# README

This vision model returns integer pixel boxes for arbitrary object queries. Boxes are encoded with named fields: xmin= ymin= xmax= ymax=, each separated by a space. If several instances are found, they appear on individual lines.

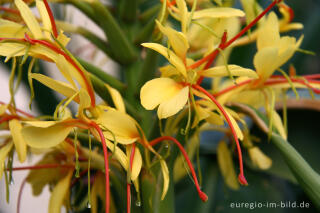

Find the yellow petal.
xmin=160 ymin=159 xmax=169 ymax=200
xmin=49 ymin=170 xmax=73 ymax=213
xmin=157 ymin=86 xmax=189 ymax=119
xmin=176 ymin=0 xmax=188 ymax=34
xmin=257 ymin=12 xmax=280 ymax=50
xmin=9 ymin=119 xmax=27 ymax=163
xmin=272 ymin=110 xmax=287 ymax=140
xmin=126 ymin=145 xmax=142 ymax=181
xmin=254 ymin=47 xmax=279 ymax=82
xmin=225 ymin=109 xmax=243 ymax=140
xmin=141 ymin=43 xmax=186 ymax=77
xmin=78 ymin=89 xmax=91 ymax=116
xmin=0 ymin=19 xmax=27 ymax=38
xmin=105 ymin=84 xmax=126 ymax=113
xmin=36 ymin=0 xmax=52 ymax=39
xmin=0 ymin=142 xmax=13 ymax=179
xmin=140 ymin=78 xmax=185 ymax=110
xmin=15 ymin=0 xmax=43 ymax=39
xmin=192 ymin=8 xmax=245 ymax=20
xmin=0 ymin=43 xmax=26 ymax=58
xmin=199 ymin=65 xmax=258 ymax=78
xmin=159 ymin=65 xmax=180 ymax=77
xmin=249 ymin=147 xmax=272 ymax=170
xmin=217 ymin=141 xmax=239 ymax=190
xmin=22 ymin=122 xmax=73 ymax=149
xmin=30 ymin=73 xmax=79 ymax=101
xmin=0 ymin=104 xmax=8 ymax=116
xmin=96 ymin=110 xmax=139 ymax=144
xmin=206 ymin=111 xmax=224 ymax=126
xmin=156 ymin=21 xmax=189 ymax=59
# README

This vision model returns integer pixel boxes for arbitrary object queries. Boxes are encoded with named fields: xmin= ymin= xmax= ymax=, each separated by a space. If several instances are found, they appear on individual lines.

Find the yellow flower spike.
xmin=192 ymin=7 xmax=245 ymax=20
xmin=105 ymin=84 xmax=126 ymax=113
xmin=141 ymin=43 xmax=187 ymax=77
xmin=217 ymin=141 xmax=240 ymax=190
xmin=15 ymin=0 xmax=43 ymax=39
xmin=96 ymin=110 xmax=140 ymax=144
xmin=140 ymin=78 xmax=189 ymax=119
xmin=248 ymin=147 xmax=272 ymax=170
xmin=126 ymin=145 xmax=142 ymax=181
xmin=21 ymin=120 xmax=74 ymax=149
xmin=49 ymin=170 xmax=73 ymax=213
xmin=8 ymin=119 xmax=27 ymax=163
xmin=156 ymin=20 xmax=189 ymax=59
xmin=30 ymin=73 xmax=79 ymax=101
xmin=0 ymin=142 xmax=13 ymax=179
xmin=199 ymin=65 xmax=258 ymax=78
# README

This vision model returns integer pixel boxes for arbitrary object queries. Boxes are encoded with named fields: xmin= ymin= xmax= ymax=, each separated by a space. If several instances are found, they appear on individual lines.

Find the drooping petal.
xmin=156 ymin=20 xmax=189 ymax=59
xmin=141 ymin=43 xmax=186 ymax=77
xmin=49 ymin=170 xmax=73 ymax=213
xmin=9 ymin=119 xmax=27 ymax=163
xmin=140 ymin=78 xmax=185 ymax=110
xmin=157 ymin=86 xmax=189 ymax=119
xmin=22 ymin=121 xmax=73 ymax=149
xmin=192 ymin=8 xmax=245 ymax=20
xmin=176 ymin=0 xmax=188 ymax=34
xmin=126 ymin=145 xmax=142 ymax=181
xmin=248 ymin=147 xmax=272 ymax=170
xmin=105 ymin=84 xmax=126 ymax=113
xmin=160 ymin=159 xmax=169 ymax=200
xmin=272 ymin=110 xmax=287 ymax=140
xmin=199 ymin=65 xmax=258 ymax=78
xmin=224 ymin=109 xmax=244 ymax=140
xmin=0 ymin=142 xmax=13 ymax=179
xmin=15 ymin=0 xmax=43 ymax=39
xmin=96 ymin=110 xmax=140 ymax=144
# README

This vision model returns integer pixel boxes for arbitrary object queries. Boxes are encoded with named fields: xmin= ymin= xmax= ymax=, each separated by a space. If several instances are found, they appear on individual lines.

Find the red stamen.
xmin=127 ymin=144 xmax=136 ymax=213
xmin=0 ymin=6 xmax=20 ymax=15
xmin=189 ymin=0 xmax=281 ymax=70
xmin=264 ymin=78 xmax=320 ymax=94
xmin=0 ymin=115 xmax=20 ymax=124
xmin=89 ymin=122 xmax=110 ymax=213
xmin=192 ymin=85 xmax=248 ymax=186
xmin=149 ymin=136 xmax=208 ymax=202
xmin=9 ymin=164 xmax=74 ymax=171
xmin=24 ymin=34 xmax=95 ymax=107
xmin=17 ymin=178 xmax=26 ymax=213
xmin=213 ymin=79 xmax=253 ymax=97
xmin=43 ymin=0 xmax=58 ymax=38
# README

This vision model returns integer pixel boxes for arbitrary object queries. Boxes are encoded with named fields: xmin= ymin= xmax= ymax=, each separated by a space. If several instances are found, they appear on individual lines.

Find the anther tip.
xmin=199 ymin=191 xmax=208 ymax=202
xmin=238 ymin=174 xmax=248 ymax=186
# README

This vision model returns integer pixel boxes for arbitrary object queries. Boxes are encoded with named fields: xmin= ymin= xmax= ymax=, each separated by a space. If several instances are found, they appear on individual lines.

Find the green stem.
xmin=138 ymin=49 xmax=159 ymax=88
xmin=119 ymin=0 xmax=138 ymax=22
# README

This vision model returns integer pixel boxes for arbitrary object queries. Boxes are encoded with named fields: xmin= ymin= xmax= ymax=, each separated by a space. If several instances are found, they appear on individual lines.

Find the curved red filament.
xmin=43 ymin=0 xmax=58 ymax=38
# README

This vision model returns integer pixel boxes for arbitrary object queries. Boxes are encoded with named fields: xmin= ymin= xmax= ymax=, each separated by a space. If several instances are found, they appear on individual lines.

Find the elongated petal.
xmin=0 ymin=19 xmax=27 ymax=38
xmin=249 ymin=147 xmax=272 ymax=170
xmin=217 ymin=141 xmax=240 ymax=190
xmin=9 ymin=119 xmax=27 ymax=163
xmin=0 ymin=43 xmax=26 ymax=58
xmin=96 ymin=110 xmax=139 ymax=144
xmin=272 ymin=110 xmax=287 ymax=140
xmin=127 ymin=145 xmax=142 ymax=181
xmin=225 ymin=109 xmax=243 ymax=140
xmin=199 ymin=65 xmax=258 ymax=78
xmin=105 ymin=84 xmax=126 ymax=113
xmin=31 ymin=73 xmax=79 ymax=101
xmin=22 ymin=122 xmax=73 ymax=149
xmin=49 ymin=171 xmax=73 ymax=213
xmin=15 ymin=0 xmax=43 ymax=39
xmin=192 ymin=8 xmax=245 ymax=20
xmin=36 ymin=0 xmax=52 ymax=39
xmin=141 ymin=43 xmax=186 ymax=77
xmin=78 ymin=89 xmax=91 ymax=116
xmin=141 ymin=78 xmax=184 ymax=110
xmin=158 ymin=86 xmax=189 ymax=119
xmin=176 ymin=0 xmax=188 ymax=34
xmin=257 ymin=12 xmax=280 ymax=50
xmin=160 ymin=159 xmax=169 ymax=200
xmin=156 ymin=21 xmax=189 ymax=59
xmin=0 ymin=142 xmax=13 ymax=179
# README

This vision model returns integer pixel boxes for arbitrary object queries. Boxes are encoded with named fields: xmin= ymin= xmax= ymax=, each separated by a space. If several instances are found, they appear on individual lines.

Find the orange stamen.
xmin=192 ymin=85 xmax=248 ymax=185
xmin=43 ymin=0 xmax=58 ymax=38
xmin=149 ymin=136 xmax=208 ymax=202
xmin=0 ymin=115 xmax=20 ymax=124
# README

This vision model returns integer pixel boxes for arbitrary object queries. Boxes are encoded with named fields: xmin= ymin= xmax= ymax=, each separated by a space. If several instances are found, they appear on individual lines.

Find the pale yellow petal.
xmin=15 ymin=0 xmax=43 ymax=39
xmin=249 ymin=147 xmax=272 ymax=170
xmin=31 ymin=73 xmax=79 ymax=101
xmin=199 ymin=65 xmax=258 ymax=78
xmin=272 ymin=110 xmax=287 ymax=140
xmin=254 ymin=47 xmax=279 ymax=82
xmin=105 ymin=84 xmax=126 ymax=113
xmin=157 ymin=86 xmax=189 ymax=119
xmin=217 ymin=141 xmax=239 ymax=190
xmin=176 ymin=0 xmax=188 ymax=34
xmin=78 ymin=89 xmax=91 ymax=115
xmin=160 ymin=159 xmax=169 ymax=200
xmin=0 ymin=19 xmax=27 ymax=38
xmin=9 ymin=119 xmax=27 ymax=163
xmin=192 ymin=8 xmax=245 ymax=20
xmin=127 ymin=145 xmax=142 ymax=181
xmin=36 ymin=0 xmax=52 ymax=39
xmin=0 ymin=43 xmax=26 ymax=58
xmin=140 ymin=78 xmax=184 ymax=110
xmin=225 ymin=109 xmax=243 ymax=140
xmin=156 ymin=20 xmax=189 ymax=58
xmin=96 ymin=110 xmax=139 ymax=144
xmin=0 ymin=142 xmax=13 ymax=179
xmin=22 ymin=122 xmax=73 ymax=149
xmin=257 ymin=12 xmax=280 ymax=50
xmin=160 ymin=65 xmax=181 ymax=77
xmin=49 ymin=171 xmax=73 ymax=213
xmin=141 ymin=43 xmax=186 ymax=77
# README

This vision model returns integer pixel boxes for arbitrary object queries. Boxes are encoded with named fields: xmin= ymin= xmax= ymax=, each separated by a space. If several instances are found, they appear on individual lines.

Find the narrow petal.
xmin=157 ymin=86 xmax=189 ymax=119
xmin=199 ymin=65 xmax=258 ymax=78
xmin=49 ymin=171 xmax=73 ymax=213
xmin=105 ymin=84 xmax=126 ymax=113
xmin=9 ymin=119 xmax=27 ymax=163
xmin=272 ymin=110 xmax=287 ymax=140
xmin=160 ymin=159 xmax=169 ymax=200
xmin=0 ymin=142 xmax=13 ymax=179
xmin=127 ymin=145 xmax=142 ymax=181
xmin=249 ymin=147 xmax=272 ymax=170
xmin=192 ymin=8 xmax=245 ymax=20
xmin=141 ymin=43 xmax=186 ymax=77
xmin=36 ymin=0 xmax=52 ymax=39
xmin=15 ymin=0 xmax=43 ymax=39
xmin=176 ymin=0 xmax=188 ymax=34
